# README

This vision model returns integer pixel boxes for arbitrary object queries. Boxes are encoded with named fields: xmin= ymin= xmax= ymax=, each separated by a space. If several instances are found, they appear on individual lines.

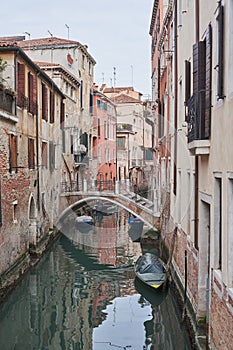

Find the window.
xmin=228 ymin=177 xmax=233 ymax=286
xmin=50 ymin=91 xmax=55 ymax=123
xmin=17 ymin=62 xmax=25 ymax=108
xmin=49 ymin=141 xmax=55 ymax=172
xmin=80 ymin=81 xmax=83 ymax=109
xmin=184 ymin=60 xmax=191 ymax=108
xmin=216 ymin=5 xmax=224 ymax=99
xmin=117 ymin=137 xmax=125 ymax=148
xmin=214 ymin=176 xmax=222 ymax=270
xmin=42 ymin=142 xmax=48 ymax=169
xmin=98 ymin=118 xmax=101 ymax=137
xmin=88 ymin=61 xmax=91 ymax=75
xmin=104 ymin=121 xmax=107 ymax=139
xmin=82 ymin=54 xmax=85 ymax=69
xmin=13 ymin=200 xmax=18 ymax=223
xmin=42 ymin=83 xmax=48 ymax=121
xmin=0 ymin=175 xmax=2 ymax=227
xmin=9 ymin=134 xmax=17 ymax=173
xmin=62 ymin=130 xmax=66 ymax=153
xmin=70 ymin=135 xmax=74 ymax=154
xmin=28 ymin=138 xmax=35 ymax=169
xmin=60 ymin=100 xmax=65 ymax=128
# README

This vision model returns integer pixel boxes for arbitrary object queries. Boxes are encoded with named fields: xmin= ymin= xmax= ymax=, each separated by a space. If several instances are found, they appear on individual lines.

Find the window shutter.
xmin=33 ymin=74 xmax=37 ymax=114
xmin=205 ymin=24 xmax=212 ymax=138
xmin=0 ymin=175 xmax=2 ymax=227
xmin=28 ymin=72 xmax=34 ymax=113
xmin=42 ymin=83 xmax=48 ymax=121
xmin=17 ymin=63 xmax=25 ymax=107
xmin=217 ymin=5 xmax=224 ymax=99
xmin=28 ymin=138 xmax=35 ymax=169
xmin=50 ymin=91 xmax=55 ymax=123
xmin=184 ymin=60 xmax=191 ymax=106
xmin=60 ymin=100 xmax=65 ymax=127
xmin=80 ymin=81 xmax=83 ymax=109
xmin=9 ymin=134 xmax=17 ymax=172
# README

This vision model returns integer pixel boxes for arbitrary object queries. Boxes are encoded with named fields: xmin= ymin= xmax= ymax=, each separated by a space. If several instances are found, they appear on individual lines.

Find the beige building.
xmin=150 ymin=0 xmax=233 ymax=348
xmin=102 ymin=86 xmax=155 ymax=198
xmin=18 ymin=36 xmax=96 ymax=186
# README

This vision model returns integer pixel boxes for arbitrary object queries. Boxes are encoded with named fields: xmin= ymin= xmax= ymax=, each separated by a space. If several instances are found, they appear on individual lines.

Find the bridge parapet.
xmin=59 ymin=189 xmax=160 ymax=230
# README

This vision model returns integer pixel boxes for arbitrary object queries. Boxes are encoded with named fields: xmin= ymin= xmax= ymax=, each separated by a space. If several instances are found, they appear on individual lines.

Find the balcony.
xmin=117 ymin=123 xmax=134 ymax=133
xmin=130 ymin=159 xmax=145 ymax=168
xmin=0 ymin=85 xmax=16 ymax=115
xmin=187 ymin=91 xmax=210 ymax=155
xmin=74 ymin=154 xmax=89 ymax=167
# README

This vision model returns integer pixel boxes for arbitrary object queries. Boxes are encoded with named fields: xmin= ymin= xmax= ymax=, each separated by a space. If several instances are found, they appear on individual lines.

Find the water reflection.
xmin=0 ymin=206 xmax=192 ymax=350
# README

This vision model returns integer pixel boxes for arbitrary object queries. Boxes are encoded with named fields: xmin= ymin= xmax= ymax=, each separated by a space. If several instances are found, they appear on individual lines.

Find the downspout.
xmin=173 ymin=0 xmax=178 ymax=196
xmin=36 ymin=73 xmax=40 ymax=211
xmin=14 ymin=52 xmax=17 ymax=115
xmin=194 ymin=0 xmax=199 ymax=249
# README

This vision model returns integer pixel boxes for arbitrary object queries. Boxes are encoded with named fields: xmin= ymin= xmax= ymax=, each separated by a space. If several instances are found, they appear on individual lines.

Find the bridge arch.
xmin=57 ymin=196 xmax=154 ymax=228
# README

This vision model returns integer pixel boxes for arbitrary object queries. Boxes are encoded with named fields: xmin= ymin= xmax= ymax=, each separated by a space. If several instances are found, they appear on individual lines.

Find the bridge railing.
xmin=60 ymin=180 xmax=115 ymax=193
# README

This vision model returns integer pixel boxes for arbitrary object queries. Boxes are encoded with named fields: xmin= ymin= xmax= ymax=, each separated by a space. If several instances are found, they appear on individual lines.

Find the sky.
xmin=0 ymin=0 xmax=153 ymax=97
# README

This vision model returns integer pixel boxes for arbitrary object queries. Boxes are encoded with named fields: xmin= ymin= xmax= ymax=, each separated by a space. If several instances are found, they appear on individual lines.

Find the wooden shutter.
xmin=0 ymin=175 xmax=2 ymax=227
xmin=17 ymin=63 xmax=25 ymax=107
xmin=50 ymin=91 xmax=55 ymax=123
xmin=28 ymin=138 xmax=35 ymax=169
xmin=32 ymin=74 xmax=37 ymax=114
xmin=205 ymin=24 xmax=212 ymax=138
xmin=184 ymin=60 xmax=191 ymax=106
xmin=49 ymin=141 xmax=55 ymax=171
xmin=60 ymin=100 xmax=65 ymax=128
xmin=42 ymin=83 xmax=48 ymax=121
xmin=28 ymin=72 xmax=34 ymax=113
xmin=9 ymin=134 xmax=17 ymax=172
xmin=42 ymin=142 xmax=47 ymax=168
xmin=80 ymin=80 xmax=83 ymax=109
xmin=217 ymin=5 xmax=224 ymax=99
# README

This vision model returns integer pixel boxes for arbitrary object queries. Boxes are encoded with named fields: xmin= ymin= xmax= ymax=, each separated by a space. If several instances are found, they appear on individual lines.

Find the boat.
xmin=128 ymin=217 xmax=144 ymax=242
xmin=135 ymin=252 xmax=167 ymax=289
xmin=94 ymin=200 xmax=118 ymax=215
xmin=75 ymin=215 xmax=94 ymax=232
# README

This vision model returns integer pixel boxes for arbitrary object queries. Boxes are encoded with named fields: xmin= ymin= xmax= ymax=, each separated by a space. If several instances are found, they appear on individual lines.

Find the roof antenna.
xmin=65 ymin=24 xmax=70 ymax=40
xmin=48 ymin=30 xmax=53 ymax=37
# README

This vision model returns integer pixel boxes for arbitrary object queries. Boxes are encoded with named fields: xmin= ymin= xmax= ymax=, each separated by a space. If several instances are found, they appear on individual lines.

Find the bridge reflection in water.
xmin=0 ymin=206 xmax=192 ymax=350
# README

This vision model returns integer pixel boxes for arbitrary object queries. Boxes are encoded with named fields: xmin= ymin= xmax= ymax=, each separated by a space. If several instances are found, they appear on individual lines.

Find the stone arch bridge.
xmin=58 ymin=190 xmax=160 ymax=230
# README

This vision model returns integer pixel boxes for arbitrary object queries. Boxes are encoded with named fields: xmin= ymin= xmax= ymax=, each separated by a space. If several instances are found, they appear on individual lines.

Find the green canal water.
xmin=0 ymin=205 xmax=192 ymax=350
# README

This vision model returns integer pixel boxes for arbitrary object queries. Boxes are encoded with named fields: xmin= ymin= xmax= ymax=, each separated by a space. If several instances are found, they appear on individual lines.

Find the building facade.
xmin=150 ymin=0 xmax=233 ymax=348
xmin=0 ymin=43 xmax=65 ymax=293
xmin=92 ymin=85 xmax=117 ymax=190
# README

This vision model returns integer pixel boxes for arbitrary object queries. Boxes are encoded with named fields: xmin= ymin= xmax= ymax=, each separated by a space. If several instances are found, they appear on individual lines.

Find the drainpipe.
xmin=36 ymin=73 xmax=40 ymax=211
xmin=194 ymin=0 xmax=199 ymax=249
xmin=173 ymin=0 xmax=178 ymax=196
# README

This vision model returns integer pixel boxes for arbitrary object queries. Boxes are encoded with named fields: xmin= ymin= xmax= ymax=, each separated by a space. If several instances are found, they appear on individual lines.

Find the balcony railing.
xmin=187 ymin=90 xmax=208 ymax=143
xmin=0 ymin=86 xmax=15 ymax=114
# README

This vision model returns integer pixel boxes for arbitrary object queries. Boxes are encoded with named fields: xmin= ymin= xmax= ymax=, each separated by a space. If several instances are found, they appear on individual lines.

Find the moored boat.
xmin=135 ymin=252 xmax=166 ymax=289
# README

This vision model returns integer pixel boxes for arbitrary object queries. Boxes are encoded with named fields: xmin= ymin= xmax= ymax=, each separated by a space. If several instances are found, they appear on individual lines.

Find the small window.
xmin=42 ymin=142 xmax=48 ymax=169
xmin=9 ymin=134 xmax=18 ymax=173
xmin=28 ymin=138 xmax=35 ymax=169
xmin=13 ymin=200 xmax=18 ymax=223
xmin=117 ymin=137 xmax=125 ymax=148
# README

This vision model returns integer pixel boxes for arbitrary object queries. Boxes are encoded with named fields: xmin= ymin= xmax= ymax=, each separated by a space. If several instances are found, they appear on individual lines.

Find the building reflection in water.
xmin=0 ymin=205 xmax=191 ymax=350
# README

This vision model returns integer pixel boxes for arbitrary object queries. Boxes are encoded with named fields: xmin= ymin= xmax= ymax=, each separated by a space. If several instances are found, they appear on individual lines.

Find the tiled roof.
xmin=0 ymin=41 xmax=18 ymax=47
xmin=35 ymin=61 xmax=60 ymax=67
xmin=18 ymin=37 xmax=81 ymax=48
xmin=113 ymin=93 xmax=141 ymax=104
xmin=103 ymin=86 xmax=134 ymax=93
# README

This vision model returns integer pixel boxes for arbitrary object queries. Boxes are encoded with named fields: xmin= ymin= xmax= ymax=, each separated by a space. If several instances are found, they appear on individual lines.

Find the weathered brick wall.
xmin=210 ymin=284 xmax=233 ymax=349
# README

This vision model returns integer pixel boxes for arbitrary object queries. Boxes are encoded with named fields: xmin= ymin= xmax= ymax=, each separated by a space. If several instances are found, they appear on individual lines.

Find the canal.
xmin=0 ymin=201 xmax=192 ymax=350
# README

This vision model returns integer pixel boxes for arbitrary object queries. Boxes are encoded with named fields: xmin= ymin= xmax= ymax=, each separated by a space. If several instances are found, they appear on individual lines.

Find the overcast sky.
xmin=0 ymin=0 xmax=153 ymax=97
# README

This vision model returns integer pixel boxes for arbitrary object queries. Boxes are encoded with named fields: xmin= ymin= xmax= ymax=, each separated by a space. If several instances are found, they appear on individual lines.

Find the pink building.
xmin=92 ymin=85 xmax=116 ymax=190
